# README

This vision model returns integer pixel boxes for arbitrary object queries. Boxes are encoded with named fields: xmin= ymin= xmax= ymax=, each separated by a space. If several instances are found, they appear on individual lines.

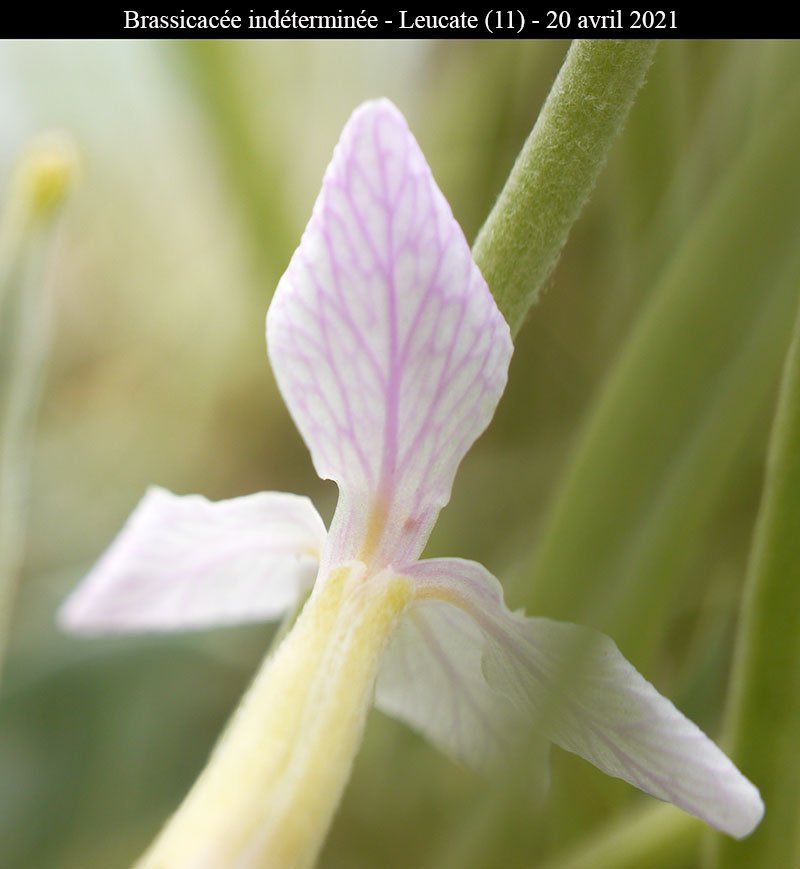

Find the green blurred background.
xmin=1 ymin=39 xmax=799 ymax=868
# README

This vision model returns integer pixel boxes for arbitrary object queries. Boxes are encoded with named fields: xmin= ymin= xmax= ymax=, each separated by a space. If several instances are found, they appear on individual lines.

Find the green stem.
xmin=707 ymin=293 xmax=800 ymax=868
xmin=473 ymin=39 xmax=659 ymax=336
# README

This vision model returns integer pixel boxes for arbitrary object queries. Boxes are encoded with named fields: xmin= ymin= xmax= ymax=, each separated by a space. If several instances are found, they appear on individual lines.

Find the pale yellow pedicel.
xmin=137 ymin=564 xmax=412 ymax=869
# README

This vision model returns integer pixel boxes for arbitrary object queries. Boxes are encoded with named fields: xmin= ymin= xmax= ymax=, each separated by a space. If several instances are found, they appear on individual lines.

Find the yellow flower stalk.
xmin=137 ymin=565 xmax=411 ymax=868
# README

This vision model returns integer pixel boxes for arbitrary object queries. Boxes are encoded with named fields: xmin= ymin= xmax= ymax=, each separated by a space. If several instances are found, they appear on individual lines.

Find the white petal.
xmin=397 ymin=558 xmax=764 ymax=838
xmin=376 ymin=591 xmax=550 ymax=777
xmin=59 ymin=487 xmax=325 ymax=634
xmin=266 ymin=100 xmax=512 ymax=571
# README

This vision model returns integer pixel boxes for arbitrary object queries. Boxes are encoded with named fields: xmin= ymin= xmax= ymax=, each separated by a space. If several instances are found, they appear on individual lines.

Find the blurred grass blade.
xmin=708 ymin=292 xmax=800 ymax=868
xmin=0 ymin=135 xmax=76 ymax=682
xmin=523 ymin=88 xmax=800 ymax=664
xmin=423 ymin=41 xmax=566 ymax=242
xmin=172 ymin=41 xmax=295 ymax=287
xmin=631 ymin=42 xmax=763 ymax=290
xmin=474 ymin=39 xmax=659 ymax=335
xmin=540 ymin=804 xmax=701 ymax=869
xmin=753 ymin=40 xmax=800 ymax=121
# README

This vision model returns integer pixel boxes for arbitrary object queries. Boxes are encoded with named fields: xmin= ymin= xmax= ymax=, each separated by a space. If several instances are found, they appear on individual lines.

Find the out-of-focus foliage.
xmin=0 ymin=39 xmax=798 ymax=868
xmin=709 ymin=246 xmax=800 ymax=869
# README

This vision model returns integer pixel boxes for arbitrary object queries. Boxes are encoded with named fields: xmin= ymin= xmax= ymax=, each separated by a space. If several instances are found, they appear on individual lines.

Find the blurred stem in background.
xmin=539 ymin=804 xmax=701 ymax=869
xmin=473 ymin=38 xmax=658 ymax=335
xmin=173 ymin=40 xmax=296 ymax=287
xmin=0 ymin=136 xmax=76 ymax=682
xmin=707 ymin=292 xmax=800 ymax=868
xmin=628 ymin=41 xmax=759 ymax=293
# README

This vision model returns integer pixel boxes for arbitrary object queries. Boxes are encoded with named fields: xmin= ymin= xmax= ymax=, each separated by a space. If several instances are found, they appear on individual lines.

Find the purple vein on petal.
xmin=267 ymin=99 xmax=513 ymax=569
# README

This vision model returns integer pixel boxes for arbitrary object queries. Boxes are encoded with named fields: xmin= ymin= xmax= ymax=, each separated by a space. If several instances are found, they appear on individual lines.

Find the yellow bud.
xmin=15 ymin=132 xmax=79 ymax=219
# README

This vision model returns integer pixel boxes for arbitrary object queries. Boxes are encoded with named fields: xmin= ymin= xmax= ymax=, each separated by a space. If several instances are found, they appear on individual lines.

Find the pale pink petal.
xmin=376 ymin=591 xmax=551 ymax=779
xmin=390 ymin=558 xmax=763 ymax=839
xmin=266 ymin=100 xmax=512 ymax=571
xmin=59 ymin=487 xmax=325 ymax=634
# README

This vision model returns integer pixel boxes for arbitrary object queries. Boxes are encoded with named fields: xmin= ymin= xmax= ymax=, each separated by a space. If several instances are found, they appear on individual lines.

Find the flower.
xmin=60 ymin=99 xmax=763 ymax=859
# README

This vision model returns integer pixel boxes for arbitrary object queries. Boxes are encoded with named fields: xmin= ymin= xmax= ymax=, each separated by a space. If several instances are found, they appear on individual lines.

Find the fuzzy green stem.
xmin=707 ymin=291 xmax=800 ymax=868
xmin=473 ymin=39 xmax=658 ymax=335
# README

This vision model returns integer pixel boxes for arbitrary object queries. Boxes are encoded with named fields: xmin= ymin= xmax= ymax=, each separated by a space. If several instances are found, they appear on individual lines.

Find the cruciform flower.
xmin=60 ymin=99 xmax=763 ymax=853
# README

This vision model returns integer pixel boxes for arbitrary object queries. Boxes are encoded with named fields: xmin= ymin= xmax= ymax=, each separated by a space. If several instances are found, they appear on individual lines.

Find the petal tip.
xmin=56 ymin=489 xmax=326 ymax=636
xmin=56 ymin=597 xmax=80 ymax=633
xmin=724 ymin=781 xmax=765 ymax=840
xmin=56 ymin=589 xmax=100 ymax=636
xmin=347 ymin=97 xmax=407 ymax=128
